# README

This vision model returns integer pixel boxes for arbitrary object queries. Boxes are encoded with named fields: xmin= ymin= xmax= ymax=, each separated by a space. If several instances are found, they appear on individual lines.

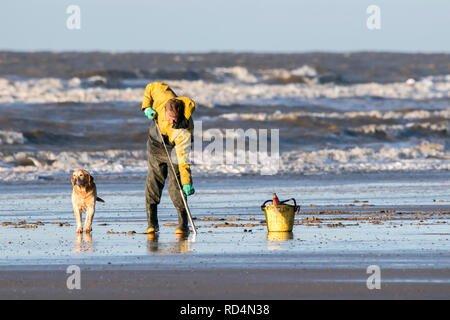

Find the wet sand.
xmin=0 ymin=175 xmax=449 ymax=299
xmin=1 ymin=210 xmax=449 ymax=299
xmin=1 ymin=266 xmax=449 ymax=299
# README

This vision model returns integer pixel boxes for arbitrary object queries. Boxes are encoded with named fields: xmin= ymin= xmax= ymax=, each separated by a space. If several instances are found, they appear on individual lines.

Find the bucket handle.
xmin=280 ymin=198 xmax=300 ymax=213
xmin=261 ymin=199 xmax=273 ymax=210
xmin=261 ymin=198 xmax=300 ymax=212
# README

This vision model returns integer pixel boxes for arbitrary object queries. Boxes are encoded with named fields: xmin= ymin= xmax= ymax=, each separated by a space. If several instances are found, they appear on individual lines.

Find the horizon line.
xmin=1 ymin=49 xmax=449 ymax=55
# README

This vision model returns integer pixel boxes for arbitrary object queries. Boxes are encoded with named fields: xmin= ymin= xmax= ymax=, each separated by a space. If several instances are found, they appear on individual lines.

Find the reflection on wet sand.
xmin=267 ymin=232 xmax=293 ymax=251
xmin=73 ymin=233 xmax=94 ymax=253
xmin=147 ymin=233 xmax=191 ymax=254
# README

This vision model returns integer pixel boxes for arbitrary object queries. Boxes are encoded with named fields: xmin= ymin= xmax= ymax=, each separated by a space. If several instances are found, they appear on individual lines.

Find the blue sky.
xmin=0 ymin=0 xmax=448 ymax=52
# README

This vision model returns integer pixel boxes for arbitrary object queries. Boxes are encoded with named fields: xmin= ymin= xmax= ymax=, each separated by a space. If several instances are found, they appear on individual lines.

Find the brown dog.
xmin=71 ymin=169 xmax=104 ymax=233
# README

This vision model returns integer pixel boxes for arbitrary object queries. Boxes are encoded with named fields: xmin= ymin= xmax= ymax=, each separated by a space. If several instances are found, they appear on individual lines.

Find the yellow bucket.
xmin=267 ymin=231 xmax=294 ymax=241
xmin=261 ymin=198 xmax=300 ymax=232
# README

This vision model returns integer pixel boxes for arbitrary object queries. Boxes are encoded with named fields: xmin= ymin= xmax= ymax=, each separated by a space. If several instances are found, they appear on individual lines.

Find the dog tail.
xmin=96 ymin=197 xmax=105 ymax=203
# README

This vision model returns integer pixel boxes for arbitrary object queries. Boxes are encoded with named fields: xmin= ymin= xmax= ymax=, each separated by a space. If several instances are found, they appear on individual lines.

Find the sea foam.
xmin=0 ymin=142 xmax=448 ymax=182
xmin=0 ymin=130 xmax=26 ymax=145
xmin=0 ymin=74 xmax=449 ymax=107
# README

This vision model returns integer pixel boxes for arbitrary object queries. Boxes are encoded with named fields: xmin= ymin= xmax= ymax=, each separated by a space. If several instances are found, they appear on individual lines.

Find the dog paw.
xmin=76 ymin=227 xmax=83 ymax=233
xmin=84 ymin=227 xmax=92 ymax=233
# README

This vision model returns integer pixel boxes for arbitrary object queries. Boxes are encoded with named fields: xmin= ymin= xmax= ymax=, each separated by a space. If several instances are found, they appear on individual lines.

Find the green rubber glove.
xmin=144 ymin=108 xmax=157 ymax=120
xmin=182 ymin=184 xmax=195 ymax=196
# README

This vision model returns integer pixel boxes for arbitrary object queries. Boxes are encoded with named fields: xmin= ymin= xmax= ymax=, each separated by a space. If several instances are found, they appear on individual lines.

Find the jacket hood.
xmin=176 ymin=97 xmax=195 ymax=120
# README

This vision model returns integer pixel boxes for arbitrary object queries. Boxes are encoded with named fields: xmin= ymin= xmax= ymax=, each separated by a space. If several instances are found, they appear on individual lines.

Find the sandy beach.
xmin=0 ymin=174 xmax=449 ymax=299
xmin=2 ymin=266 xmax=449 ymax=300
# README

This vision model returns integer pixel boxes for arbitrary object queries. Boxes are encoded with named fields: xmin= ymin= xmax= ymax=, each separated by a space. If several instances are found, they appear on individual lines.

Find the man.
xmin=141 ymin=82 xmax=195 ymax=235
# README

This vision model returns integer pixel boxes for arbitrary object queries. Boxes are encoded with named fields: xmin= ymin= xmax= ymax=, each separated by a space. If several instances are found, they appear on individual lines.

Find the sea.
xmin=0 ymin=51 xmax=449 ymax=182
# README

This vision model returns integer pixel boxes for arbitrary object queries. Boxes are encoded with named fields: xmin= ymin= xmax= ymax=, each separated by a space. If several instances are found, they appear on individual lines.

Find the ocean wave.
xmin=0 ymin=149 xmax=148 ymax=182
xmin=211 ymin=66 xmax=259 ymax=83
xmin=0 ymin=130 xmax=26 ymax=145
xmin=179 ymin=75 xmax=450 ymax=107
xmin=1 ymin=74 xmax=449 ymax=106
xmin=349 ymin=122 xmax=449 ymax=136
xmin=69 ymin=65 xmax=323 ymax=85
xmin=55 ymin=65 xmax=322 ymax=86
xmin=2 ymin=52 xmax=449 ymax=85
xmin=209 ymin=65 xmax=322 ymax=84
xmin=278 ymin=142 xmax=450 ymax=174
xmin=0 ymin=77 xmax=139 ymax=104
xmin=219 ymin=109 xmax=450 ymax=121
xmin=0 ymin=142 xmax=448 ymax=182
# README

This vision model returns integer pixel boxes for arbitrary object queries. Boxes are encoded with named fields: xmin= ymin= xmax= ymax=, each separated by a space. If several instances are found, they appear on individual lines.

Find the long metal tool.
xmin=154 ymin=120 xmax=197 ymax=235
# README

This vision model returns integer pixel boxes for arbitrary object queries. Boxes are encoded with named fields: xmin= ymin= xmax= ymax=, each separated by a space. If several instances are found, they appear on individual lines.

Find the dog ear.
xmin=71 ymin=174 xmax=75 ymax=186
xmin=88 ymin=173 xmax=94 ymax=186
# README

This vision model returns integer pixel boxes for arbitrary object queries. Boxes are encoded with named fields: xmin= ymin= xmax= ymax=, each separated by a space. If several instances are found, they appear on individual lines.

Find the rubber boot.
xmin=174 ymin=208 xmax=189 ymax=234
xmin=146 ymin=203 xmax=159 ymax=233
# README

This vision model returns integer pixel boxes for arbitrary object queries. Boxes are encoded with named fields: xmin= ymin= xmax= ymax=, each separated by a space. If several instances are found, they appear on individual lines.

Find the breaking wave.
xmin=1 ymin=142 xmax=448 ymax=182
xmin=209 ymin=65 xmax=321 ymax=84
xmin=0 ymin=130 xmax=26 ymax=145
xmin=1 ymin=57 xmax=449 ymax=183
xmin=219 ymin=109 xmax=450 ymax=122
xmin=348 ymin=122 xmax=449 ymax=137
xmin=0 ymin=74 xmax=449 ymax=106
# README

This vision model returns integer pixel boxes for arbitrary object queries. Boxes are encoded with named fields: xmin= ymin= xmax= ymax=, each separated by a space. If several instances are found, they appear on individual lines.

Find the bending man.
xmin=141 ymin=82 xmax=195 ymax=235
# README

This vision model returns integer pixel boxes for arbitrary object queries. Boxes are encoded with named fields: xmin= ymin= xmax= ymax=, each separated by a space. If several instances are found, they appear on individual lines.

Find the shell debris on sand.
xmin=1 ymin=220 xmax=52 ymax=228
xmin=326 ymin=222 xmax=345 ymax=228
xmin=301 ymin=216 xmax=322 ymax=224
xmin=105 ymin=230 xmax=137 ymax=235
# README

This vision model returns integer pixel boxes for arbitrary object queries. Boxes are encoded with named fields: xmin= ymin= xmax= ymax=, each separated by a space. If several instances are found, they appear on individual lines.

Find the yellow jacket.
xmin=141 ymin=82 xmax=195 ymax=186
